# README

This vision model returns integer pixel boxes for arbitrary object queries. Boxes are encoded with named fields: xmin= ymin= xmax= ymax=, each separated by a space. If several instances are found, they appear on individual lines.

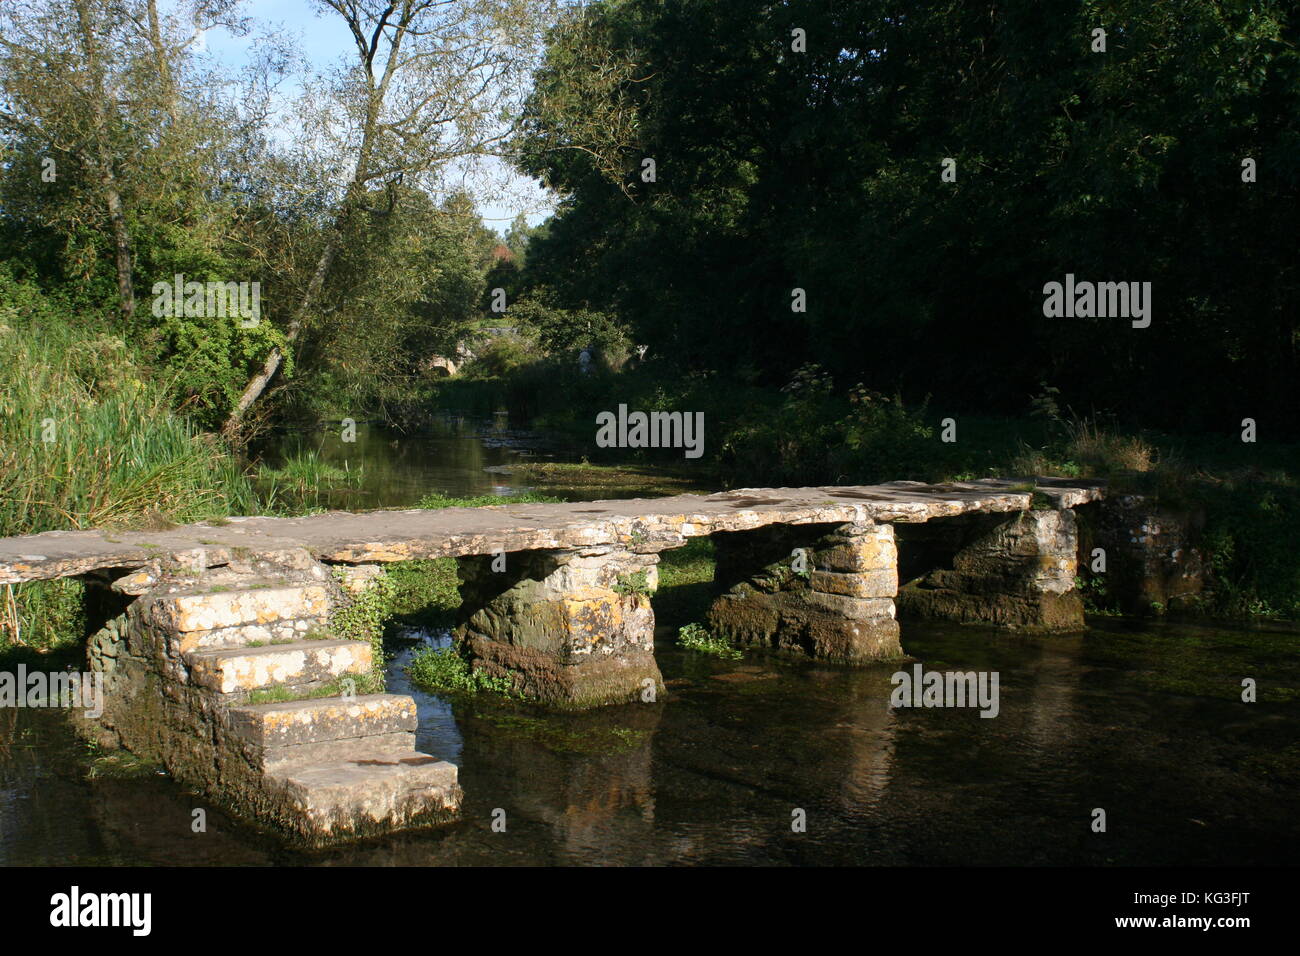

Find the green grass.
xmin=85 ymin=745 xmax=160 ymax=780
xmin=243 ymin=676 xmax=382 ymax=705
xmin=0 ymin=323 xmax=260 ymax=540
xmin=327 ymin=571 xmax=398 ymax=689
xmin=415 ymin=491 xmax=563 ymax=509
xmin=407 ymin=643 xmax=518 ymax=697
xmin=256 ymin=451 xmax=364 ymax=513
xmin=0 ymin=318 xmax=263 ymax=649
xmin=383 ymin=559 xmax=461 ymax=624
xmin=654 ymin=537 xmax=717 ymax=625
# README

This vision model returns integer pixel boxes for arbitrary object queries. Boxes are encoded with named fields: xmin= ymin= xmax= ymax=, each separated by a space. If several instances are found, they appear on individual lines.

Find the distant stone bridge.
xmin=0 ymin=477 xmax=1103 ymax=844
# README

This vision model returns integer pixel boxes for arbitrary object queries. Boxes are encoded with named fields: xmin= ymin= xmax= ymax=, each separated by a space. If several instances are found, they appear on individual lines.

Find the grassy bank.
xmin=0 ymin=292 xmax=263 ymax=650
xmin=0 ymin=274 xmax=414 ymax=653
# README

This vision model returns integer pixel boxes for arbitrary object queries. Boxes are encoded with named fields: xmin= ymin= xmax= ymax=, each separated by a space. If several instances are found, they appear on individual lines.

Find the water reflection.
xmin=252 ymin=418 xmax=546 ymax=508
xmin=2 ymin=618 xmax=1298 ymax=865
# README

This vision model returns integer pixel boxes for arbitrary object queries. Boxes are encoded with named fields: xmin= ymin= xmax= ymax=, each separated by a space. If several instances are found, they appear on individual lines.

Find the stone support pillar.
xmin=706 ymin=521 xmax=901 ymax=662
xmin=456 ymin=545 xmax=663 ymax=708
xmin=896 ymin=509 xmax=1084 ymax=630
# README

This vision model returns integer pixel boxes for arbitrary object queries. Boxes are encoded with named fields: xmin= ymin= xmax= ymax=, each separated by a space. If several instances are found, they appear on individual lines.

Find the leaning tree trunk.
xmin=220 ymin=237 xmax=339 ymax=439
xmin=221 ymin=2 xmax=416 ymax=437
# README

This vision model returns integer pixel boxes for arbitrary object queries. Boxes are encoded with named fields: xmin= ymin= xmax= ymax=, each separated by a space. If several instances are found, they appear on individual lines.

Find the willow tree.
xmin=222 ymin=0 xmax=554 ymax=435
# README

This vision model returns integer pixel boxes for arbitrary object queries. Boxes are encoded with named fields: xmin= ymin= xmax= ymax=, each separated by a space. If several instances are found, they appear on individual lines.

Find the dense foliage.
xmin=514 ymin=0 xmax=1300 ymax=436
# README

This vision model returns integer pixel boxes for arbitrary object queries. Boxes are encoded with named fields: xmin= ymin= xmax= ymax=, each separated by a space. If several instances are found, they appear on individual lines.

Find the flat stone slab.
xmin=260 ymin=732 xmax=418 ymax=774
xmin=270 ymin=751 xmax=461 ymax=840
xmin=227 ymin=693 xmax=417 ymax=748
xmin=155 ymin=581 xmax=332 ymax=633
xmin=185 ymin=638 xmax=372 ymax=695
xmin=0 ymin=478 xmax=1104 ymax=584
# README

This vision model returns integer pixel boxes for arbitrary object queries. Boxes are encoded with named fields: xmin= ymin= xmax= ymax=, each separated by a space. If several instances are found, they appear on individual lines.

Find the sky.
xmin=202 ymin=0 xmax=556 ymax=234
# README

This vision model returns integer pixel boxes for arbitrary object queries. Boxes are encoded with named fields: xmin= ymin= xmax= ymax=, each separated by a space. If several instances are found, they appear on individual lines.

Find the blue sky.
xmin=202 ymin=0 xmax=553 ymax=233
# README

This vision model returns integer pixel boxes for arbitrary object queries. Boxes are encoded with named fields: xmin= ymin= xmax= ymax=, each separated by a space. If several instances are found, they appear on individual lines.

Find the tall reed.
xmin=0 ymin=320 xmax=259 ymax=648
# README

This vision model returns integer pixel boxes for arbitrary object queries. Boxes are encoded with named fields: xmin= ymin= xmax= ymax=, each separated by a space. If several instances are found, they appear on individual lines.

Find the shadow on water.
xmin=4 ymin=617 xmax=1298 ymax=866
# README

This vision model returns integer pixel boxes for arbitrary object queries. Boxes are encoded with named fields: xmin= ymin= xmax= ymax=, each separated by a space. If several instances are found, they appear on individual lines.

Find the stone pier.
xmin=456 ymin=546 xmax=663 ymax=707
xmin=896 ymin=509 xmax=1084 ymax=630
xmin=707 ymin=522 xmax=902 ymax=662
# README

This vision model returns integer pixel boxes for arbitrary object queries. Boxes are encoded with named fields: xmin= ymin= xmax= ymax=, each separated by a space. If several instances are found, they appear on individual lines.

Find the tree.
xmin=0 ymin=0 xmax=141 ymax=320
xmin=513 ymin=0 xmax=1300 ymax=434
xmin=0 ymin=0 xmax=296 ymax=428
xmin=222 ymin=0 xmax=553 ymax=435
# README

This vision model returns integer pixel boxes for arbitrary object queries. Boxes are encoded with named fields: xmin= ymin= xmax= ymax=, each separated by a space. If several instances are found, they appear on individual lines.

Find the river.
xmin=2 ymin=423 xmax=1297 ymax=865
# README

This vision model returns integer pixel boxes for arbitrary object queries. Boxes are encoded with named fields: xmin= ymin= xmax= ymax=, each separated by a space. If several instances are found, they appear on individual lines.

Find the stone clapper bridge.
xmin=0 ymin=477 xmax=1102 ymax=845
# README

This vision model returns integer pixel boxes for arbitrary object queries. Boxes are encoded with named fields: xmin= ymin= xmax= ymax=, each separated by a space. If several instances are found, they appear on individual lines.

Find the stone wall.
xmin=1084 ymin=496 xmax=1206 ymax=613
xmin=82 ymin=548 xmax=461 ymax=845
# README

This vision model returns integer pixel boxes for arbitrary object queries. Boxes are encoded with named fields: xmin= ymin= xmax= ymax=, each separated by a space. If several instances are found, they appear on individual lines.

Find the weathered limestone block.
xmin=110 ymin=550 xmax=340 ymax=665
xmin=152 ymin=581 xmax=332 ymax=634
xmin=226 ymin=694 xmax=417 ymax=751
xmin=456 ymin=546 xmax=663 ymax=707
xmin=185 ymin=639 xmax=372 ymax=696
xmin=267 ymin=753 xmax=460 ymax=842
xmin=897 ymin=509 xmax=1084 ymax=630
xmin=707 ymin=522 xmax=902 ymax=663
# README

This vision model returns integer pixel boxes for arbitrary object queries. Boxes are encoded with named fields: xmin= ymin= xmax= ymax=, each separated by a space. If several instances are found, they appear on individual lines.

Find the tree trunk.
xmin=101 ymin=177 xmax=136 ymax=321
xmin=221 ymin=13 xmax=397 ymax=437
xmin=74 ymin=0 xmax=135 ymax=322
xmin=146 ymin=0 xmax=180 ymax=125
xmin=221 ymin=237 xmax=340 ymax=438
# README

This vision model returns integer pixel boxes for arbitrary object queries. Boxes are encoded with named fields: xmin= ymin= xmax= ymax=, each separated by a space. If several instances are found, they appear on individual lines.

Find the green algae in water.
xmin=1084 ymin=623 xmax=1300 ymax=702
xmin=473 ymin=710 xmax=649 ymax=756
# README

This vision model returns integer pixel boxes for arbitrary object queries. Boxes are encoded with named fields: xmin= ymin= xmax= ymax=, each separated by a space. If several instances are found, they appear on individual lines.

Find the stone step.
xmin=262 ymin=732 xmax=418 ymax=773
xmin=171 ymin=620 xmax=333 ymax=655
xmin=268 ymin=750 xmax=460 ymax=842
xmin=154 ymin=578 xmax=332 ymax=632
xmin=184 ymin=639 xmax=371 ymax=695
xmin=148 ymin=578 xmax=334 ymax=653
xmin=226 ymin=693 xmax=417 ymax=748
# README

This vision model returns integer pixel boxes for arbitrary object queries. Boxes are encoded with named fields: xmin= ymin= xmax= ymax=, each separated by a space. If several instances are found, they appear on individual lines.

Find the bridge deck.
xmin=0 ymin=478 xmax=1103 ymax=584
